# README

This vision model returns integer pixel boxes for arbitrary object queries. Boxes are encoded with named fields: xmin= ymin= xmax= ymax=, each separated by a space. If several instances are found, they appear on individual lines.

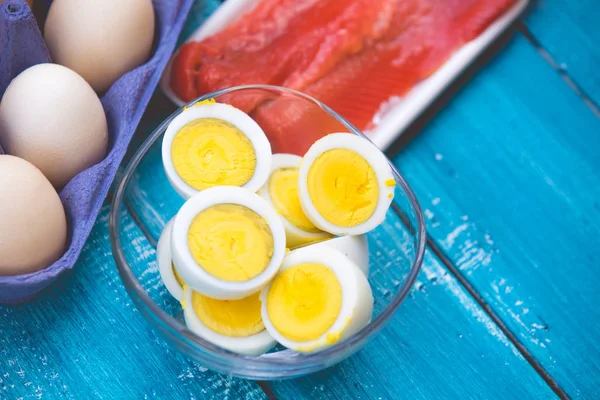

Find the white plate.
xmin=160 ymin=0 xmax=529 ymax=149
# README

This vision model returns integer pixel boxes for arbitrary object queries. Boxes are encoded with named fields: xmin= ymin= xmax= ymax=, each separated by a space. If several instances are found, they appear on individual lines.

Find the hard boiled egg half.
xmin=162 ymin=100 xmax=272 ymax=199
xmin=260 ymin=246 xmax=373 ymax=353
xmin=298 ymin=133 xmax=396 ymax=235
xmin=171 ymin=186 xmax=286 ymax=300
xmin=156 ymin=219 xmax=185 ymax=301
xmin=258 ymin=153 xmax=332 ymax=248
xmin=183 ymin=286 xmax=276 ymax=356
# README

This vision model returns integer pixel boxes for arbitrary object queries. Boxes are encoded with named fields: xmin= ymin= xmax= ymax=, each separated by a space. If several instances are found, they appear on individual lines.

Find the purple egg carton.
xmin=0 ymin=0 xmax=194 ymax=303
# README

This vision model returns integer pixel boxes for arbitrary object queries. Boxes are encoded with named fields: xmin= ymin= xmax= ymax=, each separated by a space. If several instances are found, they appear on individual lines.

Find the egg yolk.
xmin=171 ymin=118 xmax=256 ymax=190
xmin=307 ymin=149 xmax=378 ymax=227
xmin=187 ymin=204 xmax=274 ymax=282
xmin=268 ymin=167 xmax=321 ymax=233
xmin=172 ymin=262 xmax=184 ymax=287
xmin=267 ymin=263 xmax=342 ymax=342
xmin=192 ymin=291 xmax=265 ymax=337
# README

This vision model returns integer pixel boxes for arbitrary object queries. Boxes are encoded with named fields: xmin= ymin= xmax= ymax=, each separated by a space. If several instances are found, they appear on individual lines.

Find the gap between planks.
xmin=518 ymin=21 xmax=600 ymax=119
xmin=380 ymin=17 xmax=572 ymax=397
xmin=422 ymin=226 xmax=568 ymax=399
xmin=388 ymin=203 xmax=568 ymax=400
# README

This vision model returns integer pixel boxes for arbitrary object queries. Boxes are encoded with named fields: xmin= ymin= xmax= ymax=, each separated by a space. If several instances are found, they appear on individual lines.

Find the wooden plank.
xmin=390 ymin=33 xmax=600 ymax=398
xmin=125 ymin=146 xmax=554 ymax=398
xmin=0 ymin=205 xmax=265 ymax=400
xmin=524 ymin=0 xmax=600 ymax=107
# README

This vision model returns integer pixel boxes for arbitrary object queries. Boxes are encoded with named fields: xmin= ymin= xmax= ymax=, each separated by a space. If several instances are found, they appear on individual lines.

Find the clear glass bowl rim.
xmin=109 ymin=84 xmax=426 ymax=375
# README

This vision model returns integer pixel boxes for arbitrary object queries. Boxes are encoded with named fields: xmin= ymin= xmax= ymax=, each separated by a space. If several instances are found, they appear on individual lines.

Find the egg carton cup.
xmin=0 ymin=0 xmax=194 ymax=303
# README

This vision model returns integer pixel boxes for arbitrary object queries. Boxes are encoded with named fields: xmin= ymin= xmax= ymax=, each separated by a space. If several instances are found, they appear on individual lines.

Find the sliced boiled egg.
xmin=171 ymin=186 xmax=286 ymax=300
xmin=293 ymin=235 xmax=370 ymax=276
xmin=183 ymin=286 xmax=276 ymax=356
xmin=298 ymin=133 xmax=396 ymax=235
xmin=258 ymin=153 xmax=332 ymax=248
xmin=162 ymin=100 xmax=272 ymax=199
xmin=260 ymin=246 xmax=373 ymax=353
xmin=156 ymin=218 xmax=186 ymax=301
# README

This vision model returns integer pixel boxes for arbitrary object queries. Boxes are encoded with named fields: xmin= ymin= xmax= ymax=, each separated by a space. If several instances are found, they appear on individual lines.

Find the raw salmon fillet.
xmin=171 ymin=0 xmax=395 ymax=106
xmin=171 ymin=0 xmax=515 ymax=154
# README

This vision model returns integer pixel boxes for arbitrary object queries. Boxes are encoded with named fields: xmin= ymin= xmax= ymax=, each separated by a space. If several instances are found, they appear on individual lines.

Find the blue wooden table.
xmin=2 ymin=1 xmax=599 ymax=398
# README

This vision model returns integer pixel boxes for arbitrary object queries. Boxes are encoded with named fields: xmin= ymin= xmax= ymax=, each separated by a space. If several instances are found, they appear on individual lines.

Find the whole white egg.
xmin=0 ymin=155 xmax=67 ymax=276
xmin=44 ymin=0 xmax=155 ymax=93
xmin=0 ymin=63 xmax=108 ymax=189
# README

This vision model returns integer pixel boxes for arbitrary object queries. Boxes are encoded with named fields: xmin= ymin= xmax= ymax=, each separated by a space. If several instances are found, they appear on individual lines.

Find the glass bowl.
xmin=109 ymin=85 xmax=426 ymax=380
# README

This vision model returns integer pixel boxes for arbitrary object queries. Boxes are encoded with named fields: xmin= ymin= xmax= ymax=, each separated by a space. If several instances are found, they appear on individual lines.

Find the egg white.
xmin=161 ymin=102 xmax=272 ymax=199
xmin=298 ymin=133 xmax=395 ymax=236
xmin=171 ymin=186 xmax=286 ymax=300
xmin=257 ymin=153 xmax=332 ymax=248
xmin=183 ymin=286 xmax=276 ymax=356
xmin=260 ymin=246 xmax=374 ymax=353
xmin=293 ymin=235 xmax=370 ymax=276
xmin=156 ymin=218 xmax=184 ymax=301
